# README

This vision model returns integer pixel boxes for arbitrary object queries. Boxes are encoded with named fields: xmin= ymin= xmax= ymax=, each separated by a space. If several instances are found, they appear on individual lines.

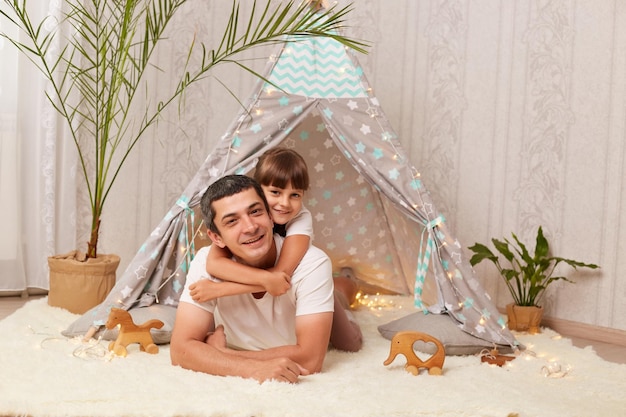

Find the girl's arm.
xmin=206 ymin=244 xmax=290 ymax=296
xmin=271 ymin=207 xmax=313 ymax=277
xmin=190 ymin=279 xmax=264 ymax=303
xmin=272 ymin=234 xmax=310 ymax=276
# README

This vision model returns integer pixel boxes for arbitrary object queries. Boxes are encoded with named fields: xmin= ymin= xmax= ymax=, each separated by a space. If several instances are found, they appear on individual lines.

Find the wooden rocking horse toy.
xmin=105 ymin=308 xmax=164 ymax=357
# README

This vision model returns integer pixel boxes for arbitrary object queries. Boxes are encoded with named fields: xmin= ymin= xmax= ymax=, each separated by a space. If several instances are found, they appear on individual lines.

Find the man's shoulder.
xmin=192 ymin=245 xmax=211 ymax=263
xmin=302 ymin=244 xmax=329 ymax=261
xmin=185 ymin=245 xmax=211 ymax=283
xmin=294 ymin=243 xmax=331 ymax=280
xmin=196 ymin=245 xmax=211 ymax=255
xmin=276 ymin=234 xmax=328 ymax=262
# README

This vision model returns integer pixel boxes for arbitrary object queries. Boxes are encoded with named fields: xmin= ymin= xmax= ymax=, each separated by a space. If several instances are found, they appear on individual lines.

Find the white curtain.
xmin=0 ymin=1 xmax=76 ymax=293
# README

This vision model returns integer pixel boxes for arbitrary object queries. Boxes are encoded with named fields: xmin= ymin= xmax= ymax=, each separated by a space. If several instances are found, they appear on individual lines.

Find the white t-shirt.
xmin=284 ymin=205 xmax=313 ymax=240
xmin=180 ymin=236 xmax=334 ymax=350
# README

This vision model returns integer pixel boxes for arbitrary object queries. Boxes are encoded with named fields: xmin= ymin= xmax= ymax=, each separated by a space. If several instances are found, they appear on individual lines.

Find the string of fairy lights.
xmin=130 ymin=28 xmax=498 ymax=345
xmin=29 ymin=296 xmax=573 ymax=379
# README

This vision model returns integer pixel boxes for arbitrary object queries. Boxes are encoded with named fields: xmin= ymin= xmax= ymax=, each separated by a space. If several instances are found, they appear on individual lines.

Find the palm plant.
xmin=468 ymin=226 xmax=599 ymax=307
xmin=0 ymin=0 xmax=367 ymax=259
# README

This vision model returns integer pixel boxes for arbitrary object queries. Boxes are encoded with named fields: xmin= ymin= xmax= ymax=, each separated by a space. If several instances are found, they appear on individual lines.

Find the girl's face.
xmin=261 ymin=182 xmax=304 ymax=225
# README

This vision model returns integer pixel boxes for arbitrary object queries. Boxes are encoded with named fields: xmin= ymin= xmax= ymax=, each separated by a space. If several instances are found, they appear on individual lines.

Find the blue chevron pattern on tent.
xmin=268 ymin=35 xmax=367 ymax=98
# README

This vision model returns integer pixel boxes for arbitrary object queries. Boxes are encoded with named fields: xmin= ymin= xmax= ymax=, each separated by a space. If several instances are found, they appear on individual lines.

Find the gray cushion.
xmin=378 ymin=311 xmax=514 ymax=356
xmin=62 ymin=304 xmax=176 ymax=345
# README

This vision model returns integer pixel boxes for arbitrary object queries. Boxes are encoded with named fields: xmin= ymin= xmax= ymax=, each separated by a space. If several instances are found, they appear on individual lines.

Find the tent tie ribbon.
xmin=414 ymin=215 xmax=445 ymax=312
xmin=152 ymin=196 xmax=201 ymax=298
xmin=176 ymin=196 xmax=195 ymax=273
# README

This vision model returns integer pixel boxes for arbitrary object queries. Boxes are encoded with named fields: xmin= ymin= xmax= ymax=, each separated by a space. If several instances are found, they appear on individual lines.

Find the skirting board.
xmin=541 ymin=315 xmax=626 ymax=348
xmin=496 ymin=306 xmax=626 ymax=347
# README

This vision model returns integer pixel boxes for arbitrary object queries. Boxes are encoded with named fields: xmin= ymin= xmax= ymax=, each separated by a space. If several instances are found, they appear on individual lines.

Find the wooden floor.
xmin=1 ymin=295 xmax=625 ymax=364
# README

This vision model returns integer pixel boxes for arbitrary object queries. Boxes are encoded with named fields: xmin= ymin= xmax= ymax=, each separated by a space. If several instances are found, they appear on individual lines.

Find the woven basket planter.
xmin=48 ymin=251 xmax=119 ymax=314
xmin=506 ymin=303 xmax=543 ymax=334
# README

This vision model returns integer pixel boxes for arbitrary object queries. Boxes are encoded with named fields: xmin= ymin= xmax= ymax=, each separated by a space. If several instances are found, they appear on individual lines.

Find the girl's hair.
xmin=254 ymin=147 xmax=309 ymax=190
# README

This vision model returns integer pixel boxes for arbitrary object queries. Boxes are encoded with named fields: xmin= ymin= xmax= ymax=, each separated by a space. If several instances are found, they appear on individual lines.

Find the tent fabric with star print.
xmin=65 ymin=29 xmax=519 ymax=350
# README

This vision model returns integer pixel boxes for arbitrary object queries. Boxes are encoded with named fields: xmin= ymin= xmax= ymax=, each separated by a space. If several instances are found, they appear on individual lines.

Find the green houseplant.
xmin=1 ymin=0 xmax=366 ymax=313
xmin=468 ymin=226 xmax=599 ymax=333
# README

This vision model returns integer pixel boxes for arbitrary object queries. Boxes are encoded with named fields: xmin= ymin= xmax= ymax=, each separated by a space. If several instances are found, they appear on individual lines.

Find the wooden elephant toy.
xmin=105 ymin=308 xmax=164 ymax=357
xmin=383 ymin=331 xmax=445 ymax=375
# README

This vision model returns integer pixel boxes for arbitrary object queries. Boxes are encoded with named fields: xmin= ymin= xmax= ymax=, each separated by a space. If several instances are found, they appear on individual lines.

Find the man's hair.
xmin=254 ymin=147 xmax=309 ymax=190
xmin=200 ymin=175 xmax=270 ymax=235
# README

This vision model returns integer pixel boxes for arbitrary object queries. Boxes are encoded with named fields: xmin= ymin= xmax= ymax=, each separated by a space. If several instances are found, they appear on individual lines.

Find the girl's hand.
xmin=189 ymin=280 xmax=221 ymax=303
xmin=264 ymin=270 xmax=291 ymax=296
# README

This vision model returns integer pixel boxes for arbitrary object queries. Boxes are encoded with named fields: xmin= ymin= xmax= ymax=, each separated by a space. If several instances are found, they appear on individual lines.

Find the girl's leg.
xmin=333 ymin=273 xmax=358 ymax=306
xmin=330 ymin=268 xmax=363 ymax=352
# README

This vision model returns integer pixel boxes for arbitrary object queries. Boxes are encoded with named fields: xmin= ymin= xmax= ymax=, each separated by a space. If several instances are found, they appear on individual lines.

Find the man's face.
xmin=207 ymin=187 xmax=275 ymax=267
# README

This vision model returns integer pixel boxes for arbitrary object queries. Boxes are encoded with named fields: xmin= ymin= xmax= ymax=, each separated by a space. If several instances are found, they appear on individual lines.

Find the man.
xmin=170 ymin=175 xmax=334 ymax=383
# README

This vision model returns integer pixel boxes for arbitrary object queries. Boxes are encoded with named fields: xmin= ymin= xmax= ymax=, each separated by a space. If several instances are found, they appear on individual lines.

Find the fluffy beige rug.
xmin=0 ymin=296 xmax=624 ymax=417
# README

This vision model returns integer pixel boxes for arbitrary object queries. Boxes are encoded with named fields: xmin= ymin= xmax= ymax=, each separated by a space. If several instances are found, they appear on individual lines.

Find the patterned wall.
xmin=86 ymin=0 xmax=626 ymax=331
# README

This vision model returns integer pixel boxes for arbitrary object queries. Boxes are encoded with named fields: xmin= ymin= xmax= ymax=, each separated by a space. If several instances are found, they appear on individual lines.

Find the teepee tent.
xmin=69 ymin=28 xmax=518 ymax=349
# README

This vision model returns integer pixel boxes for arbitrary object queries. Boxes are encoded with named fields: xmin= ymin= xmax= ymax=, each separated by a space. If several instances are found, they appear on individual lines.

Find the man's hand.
xmin=207 ymin=325 xmax=308 ymax=383
xmin=263 ymin=270 xmax=291 ymax=296
xmin=205 ymin=325 xmax=228 ymax=350
xmin=249 ymin=357 xmax=310 ymax=383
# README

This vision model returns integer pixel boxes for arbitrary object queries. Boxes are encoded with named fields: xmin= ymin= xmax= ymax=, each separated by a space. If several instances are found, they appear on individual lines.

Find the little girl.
xmin=189 ymin=147 xmax=362 ymax=352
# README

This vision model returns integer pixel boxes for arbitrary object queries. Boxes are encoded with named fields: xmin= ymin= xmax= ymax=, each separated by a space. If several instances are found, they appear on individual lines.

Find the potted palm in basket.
xmin=0 ymin=0 xmax=366 ymax=313
xmin=468 ymin=226 xmax=599 ymax=333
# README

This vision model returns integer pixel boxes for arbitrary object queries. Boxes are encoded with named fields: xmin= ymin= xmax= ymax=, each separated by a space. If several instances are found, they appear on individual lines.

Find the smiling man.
xmin=170 ymin=175 xmax=334 ymax=383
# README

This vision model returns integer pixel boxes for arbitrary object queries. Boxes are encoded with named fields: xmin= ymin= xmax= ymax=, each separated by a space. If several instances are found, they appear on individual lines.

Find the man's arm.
xmin=217 ymin=311 xmax=333 ymax=373
xmin=170 ymin=302 xmax=308 ymax=382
